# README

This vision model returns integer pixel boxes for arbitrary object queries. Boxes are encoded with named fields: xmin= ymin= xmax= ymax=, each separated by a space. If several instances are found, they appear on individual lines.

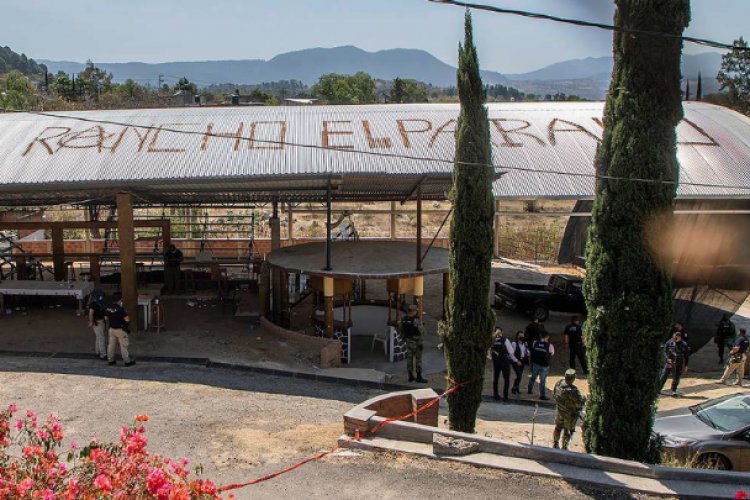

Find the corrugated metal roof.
xmin=0 ymin=101 xmax=748 ymax=205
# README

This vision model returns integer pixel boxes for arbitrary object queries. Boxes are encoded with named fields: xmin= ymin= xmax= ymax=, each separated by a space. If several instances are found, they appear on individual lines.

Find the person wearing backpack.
xmin=527 ymin=330 xmax=555 ymax=400
xmin=490 ymin=326 xmax=521 ymax=402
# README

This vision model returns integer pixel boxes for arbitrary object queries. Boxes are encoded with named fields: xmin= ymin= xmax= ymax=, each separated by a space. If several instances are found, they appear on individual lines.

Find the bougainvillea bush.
xmin=0 ymin=404 xmax=224 ymax=499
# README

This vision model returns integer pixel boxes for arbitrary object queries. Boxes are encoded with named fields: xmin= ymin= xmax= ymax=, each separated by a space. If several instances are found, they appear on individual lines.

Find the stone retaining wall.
xmin=260 ymin=317 xmax=342 ymax=368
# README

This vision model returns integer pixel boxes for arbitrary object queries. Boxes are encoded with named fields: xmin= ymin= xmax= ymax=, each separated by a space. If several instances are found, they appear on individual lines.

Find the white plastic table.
xmin=0 ymin=281 xmax=95 ymax=316
xmin=137 ymin=294 xmax=155 ymax=330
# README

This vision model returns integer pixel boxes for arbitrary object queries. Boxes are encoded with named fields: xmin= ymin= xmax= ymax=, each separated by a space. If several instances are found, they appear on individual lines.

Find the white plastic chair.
xmin=371 ymin=330 xmax=388 ymax=356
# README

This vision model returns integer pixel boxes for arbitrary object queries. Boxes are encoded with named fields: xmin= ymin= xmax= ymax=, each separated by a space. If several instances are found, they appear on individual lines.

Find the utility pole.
xmin=158 ymin=74 xmax=165 ymax=91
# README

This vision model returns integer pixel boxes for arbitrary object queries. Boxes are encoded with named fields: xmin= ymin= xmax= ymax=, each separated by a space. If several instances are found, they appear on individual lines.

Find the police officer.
xmin=564 ymin=315 xmax=587 ymax=375
xmin=525 ymin=318 xmax=545 ymax=345
xmin=490 ymin=326 xmax=521 ymax=402
xmin=659 ymin=330 xmax=689 ymax=396
xmin=163 ymin=244 xmax=184 ymax=293
xmin=716 ymin=313 xmax=737 ymax=364
xmin=528 ymin=330 xmax=555 ymax=400
xmin=399 ymin=305 xmax=427 ymax=383
xmin=87 ymin=288 xmax=107 ymax=360
xmin=553 ymin=369 xmax=586 ymax=450
xmin=105 ymin=292 xmax=136 ymax=367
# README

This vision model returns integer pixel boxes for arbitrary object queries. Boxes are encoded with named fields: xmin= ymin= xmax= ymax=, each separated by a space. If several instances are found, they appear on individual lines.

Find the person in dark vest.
xmin=105 ymin=292 xmax=135 ymax=367
xmin=87 ymin=288 xmax=107 ymax=360
xmin=163 ymin=244 xmax=184 ymax=293
xmin=715 ymin=314 xmax=737 ymax=364
xmin=399 ymin=305 xmax=427 ymax=383
xmin=528 ymin=330 xmax=555 ymax=400
xmin=659 ymin=330 xmax=689 ymax=396
xmin=490 ymin=325 xmax=521 ymax=402
xmin=511 ymin=331 xmax=529 ymax=395
xmin=525 ymin=318 xmax=545 ymax=345
xmin=564 ymin=315 xmax=588 ymax=375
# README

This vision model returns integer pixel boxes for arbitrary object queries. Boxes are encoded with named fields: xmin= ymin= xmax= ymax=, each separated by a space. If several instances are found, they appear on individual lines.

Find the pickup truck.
xmin=493 ymin=274 xmax=586 ymax=321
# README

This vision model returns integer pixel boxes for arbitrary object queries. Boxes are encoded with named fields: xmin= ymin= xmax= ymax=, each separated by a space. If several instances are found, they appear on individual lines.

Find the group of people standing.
xmin=490 ymin=315 xmax=587 ymax=402
xmin=87 ymin=290 xmax=135 ymax=366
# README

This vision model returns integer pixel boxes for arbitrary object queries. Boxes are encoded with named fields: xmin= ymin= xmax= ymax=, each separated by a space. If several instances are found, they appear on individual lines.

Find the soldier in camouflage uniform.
xmin=399 ymin=305 xmax=427 ymax=383
xmin=553 ymin=369 xmax=586 ymax=450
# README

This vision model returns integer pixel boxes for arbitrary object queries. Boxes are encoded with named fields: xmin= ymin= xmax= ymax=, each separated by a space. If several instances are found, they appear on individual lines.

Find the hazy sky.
xmin=3 ymin=0 xmax=747 ymax=74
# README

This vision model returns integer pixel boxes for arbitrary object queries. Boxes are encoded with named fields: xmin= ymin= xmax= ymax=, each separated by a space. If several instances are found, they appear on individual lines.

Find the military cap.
xmin=564 ymin=369 xmax=577 ymax=378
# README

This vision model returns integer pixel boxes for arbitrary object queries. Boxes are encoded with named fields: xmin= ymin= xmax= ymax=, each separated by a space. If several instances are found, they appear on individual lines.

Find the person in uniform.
xmin=490 ymin=325 xmax=521 ymax=402
xmin=553 ymin=369 xmax=586 ymax=450
xmin=719 ymin=328 xmax=749 ymax=387
xmin=399 ymin=305 xmax=427 ymax=383
xmin=524 ymin=318 xmax=545 ymax=345
xmin=715 ymin=314 xmax=737 ymax=365
xmin=87 ymin=288 xmax=107 ymax=360
xmin=659 ymin=330 xmax=689 ymax=396
xmin=163 ymin=244 xmax=184 ymax=293
xmin=564 ymin=315 xmax=587 ymax=375
xmin=105 ymin=292 xmax=136 ymax=367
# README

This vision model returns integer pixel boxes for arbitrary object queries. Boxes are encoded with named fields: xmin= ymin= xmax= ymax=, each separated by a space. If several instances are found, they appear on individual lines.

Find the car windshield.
xmin=692 ymin=395 xmax=750 ymax=432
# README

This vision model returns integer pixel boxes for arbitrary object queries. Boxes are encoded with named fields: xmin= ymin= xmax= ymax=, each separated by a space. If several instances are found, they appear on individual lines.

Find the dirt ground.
xmin=0 ymin=357 xmax=650 ymax=500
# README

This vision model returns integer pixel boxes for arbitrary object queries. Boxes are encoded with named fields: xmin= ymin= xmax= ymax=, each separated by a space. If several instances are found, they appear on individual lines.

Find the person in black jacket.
xmin=525 ymin=318 xmax=545 ymax=345
xmin=564 ymin=315 xmax=587 ymax=375
xmin=490 ymin=326 xmax=521 ymax=402
xmin=659 ymin=331 xmax=689 ymax=396
xmin=105 ymin=292 xmax=136 ymax=367
xmin=527 ymin=331 xmax=555 ymax=400
xmin=163 ymin=244 xmax=184 ymax=293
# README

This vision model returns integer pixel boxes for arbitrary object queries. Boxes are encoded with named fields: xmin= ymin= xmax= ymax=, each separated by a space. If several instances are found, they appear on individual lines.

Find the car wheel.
xmin=696 ymin=453 xmax=732 ymax=471
xmin=531 ymin=305 xmax=549 ymax=322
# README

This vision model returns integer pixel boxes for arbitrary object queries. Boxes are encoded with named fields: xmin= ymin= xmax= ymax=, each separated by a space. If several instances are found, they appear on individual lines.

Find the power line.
xmin=2 ymin=107 xmax=750 ymax=192
xmin=428 ymin=0 xmax=750 ymax=52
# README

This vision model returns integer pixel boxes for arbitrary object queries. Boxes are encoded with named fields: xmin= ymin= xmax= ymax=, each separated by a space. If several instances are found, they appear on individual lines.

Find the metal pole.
xmin=416 ymin=186 xmax=423 ymax=271
xmin=325 ymin=180 xmax=332 ymax=271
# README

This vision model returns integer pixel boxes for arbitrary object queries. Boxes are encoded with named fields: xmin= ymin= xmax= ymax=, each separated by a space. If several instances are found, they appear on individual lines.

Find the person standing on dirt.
xmin=553 ymin=369 xmax=586 ymax=450
xmin=511 ymin=331 xmax=529 ymax=395
xmin=716 ymin=314 xmax=737 ymax=365
xmin=659 ymin=331 xmax=689 ymax=397
xmin=399 ymin=305 xmax=427 ymax=383
xmin=525 ymin=318 xmax=545 ymax=345
xmin=87 ymin=288 xmax=107 ymax=360
xmin=490 ymin=326 xmax=521 ymax=402
xmin=564 ymin=315 xmax=587 ymax=375
xmin=528 ymin=330 xmax=554 ymax=400
xmin=163 ymin=244 xmax=184 ymax=293
xmin=105 ymin=292 xmax=136 ymax=367
xmin=718 ymin=328 xmax=749 ymax=387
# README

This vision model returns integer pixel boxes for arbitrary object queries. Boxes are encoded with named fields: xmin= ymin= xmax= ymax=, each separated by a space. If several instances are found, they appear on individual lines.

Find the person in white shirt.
xmin=490 ymin=325 xmax=522 ymax=402
xmin=511 ymin=331 xmax=529 ymax=395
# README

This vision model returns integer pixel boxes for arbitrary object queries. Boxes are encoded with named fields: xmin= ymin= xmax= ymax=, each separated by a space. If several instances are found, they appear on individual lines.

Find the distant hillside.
xmin=0 ymin=45 xmax=46 ymax=76
xmin=507 ymin=53 xmax=723 ymax=98
xmin=39 ymin=46 xmax=509 ymax=87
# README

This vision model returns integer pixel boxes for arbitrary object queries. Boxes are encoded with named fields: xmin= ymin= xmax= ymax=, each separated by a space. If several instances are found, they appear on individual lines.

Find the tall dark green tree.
xmin=696 ymin=72 xmax=703 ymax=101
xmin=718 ymin=38 xmax=750 ymax=114
xmin=685 ymin=79 xmax=691 ymax=100
xmin=439 ymin=11 xmax=495 ymax=433
xmin=583 ymin=0 xmax=690 ymax=461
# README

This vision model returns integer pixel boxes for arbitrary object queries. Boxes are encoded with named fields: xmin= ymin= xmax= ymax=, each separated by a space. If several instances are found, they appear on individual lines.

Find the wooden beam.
xmin=162 ymin=220 xmax=171 ymax=250
xmin=400 ymin=174 xmax=429 ymax=205
xmin=416 ymin=186 xmax=423 ymax=271
xmin=117 ymin=193 xmax=138 ymax=332
xmin=0 ymin=220 xmax=169 ymax=231
xmin=51 ymin=227 xmax=65 ymax=281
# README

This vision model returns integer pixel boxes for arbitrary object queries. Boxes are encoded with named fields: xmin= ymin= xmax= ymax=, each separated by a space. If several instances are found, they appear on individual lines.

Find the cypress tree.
xmin=440 ymin=11 xmax=495 ymax=433
xmin=685 ymin=79 xmax=691 ymax=100
xmin=583 ymin=0 xmax=690 ymax=461
xmin=696 ymin=72 xmax=703 ymax=101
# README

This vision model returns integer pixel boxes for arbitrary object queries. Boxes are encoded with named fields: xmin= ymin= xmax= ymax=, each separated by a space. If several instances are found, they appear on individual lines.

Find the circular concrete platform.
xmin=267 ymin=241 xmax=448 ymax=279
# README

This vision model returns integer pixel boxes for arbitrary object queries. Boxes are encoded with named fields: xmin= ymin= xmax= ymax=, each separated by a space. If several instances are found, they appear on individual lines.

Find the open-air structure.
xmin=1 ymin=101 xmax=749 ymax=364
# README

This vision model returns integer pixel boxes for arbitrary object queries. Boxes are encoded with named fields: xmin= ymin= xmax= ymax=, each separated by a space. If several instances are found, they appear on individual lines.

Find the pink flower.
xmin=36 ymin=430 xmax=50 ymax=441
xmin=94 ymin=474 xmax=112 ymax=492
xmin=146 ymin=468 xmax=168 ymax=495
xmin=26 ymin=410 xmax=36 ymax=419
xmin=69 ymin=440 xmax=78 ymax=449
xmin=15 ymin=419 xmax=23 ymax=430
xmin=7 ymin=404 xmax=17 ymax=413
xmin=18 ymin=478 xmax=33 ymax=495
xmin=42 ymin=488 xmax=54 ymax=500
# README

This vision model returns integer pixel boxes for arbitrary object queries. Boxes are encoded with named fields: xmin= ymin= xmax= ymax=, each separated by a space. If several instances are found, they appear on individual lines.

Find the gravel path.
xmin=0 ymin=356 xmax=658 ymax=499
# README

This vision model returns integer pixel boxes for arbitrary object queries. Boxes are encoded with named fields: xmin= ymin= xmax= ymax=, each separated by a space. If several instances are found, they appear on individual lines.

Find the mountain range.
xmin=39 ymin=46 xmax=725 ymax=99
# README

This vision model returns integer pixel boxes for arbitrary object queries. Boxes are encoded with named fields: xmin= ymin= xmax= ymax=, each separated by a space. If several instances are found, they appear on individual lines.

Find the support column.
xmin=416 ymin=186 xmax=423 ymax=271
xmin=89 ymin=256 xmax=101 ymax=285
xmin=51 ymin=227 xmax=65 ymax=281
xmin=325 ymin=181 xmax=332 ymax=271
xmin=270 ymin=200 xmax=281 ymax=250
xmin=414 ymin=275 xmax=424 ymax=321
xmin=162 ymin=220 xmax=172 ymax=251
xmin=390 ymin=202 xmax=397 ymax=240
xmin=117 ymin=193 xmax=138 ymax=331
xmin=323 ymin=276 xmax=334 ymax=338
xmin=279 ymin=270 xmax=290 ymax=328
xmin=494 ymin=200 xmax=501 ymax=258
xmin=287 ymin=204 xmax=294 ymax=244
xmin=259 ymin=261 xmax=270 ymax=319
